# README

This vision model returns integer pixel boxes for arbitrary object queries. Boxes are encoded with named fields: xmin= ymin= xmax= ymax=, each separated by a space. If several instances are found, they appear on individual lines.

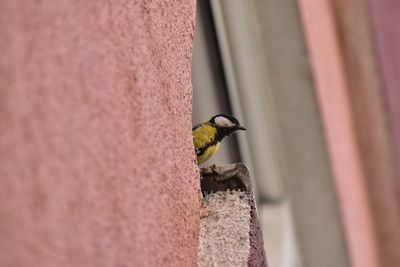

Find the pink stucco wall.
xmin=0 ymin=1 xmax=199 ymax=266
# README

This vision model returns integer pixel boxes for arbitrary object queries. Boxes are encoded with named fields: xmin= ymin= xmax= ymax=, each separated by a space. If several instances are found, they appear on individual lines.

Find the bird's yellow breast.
xmin=193 ymin=123 xmax=220 ymax=164
xmin=193 ymin=123 xmax=217 ymax=148
xmin=197 ymin=142 xmax=220 ymax=164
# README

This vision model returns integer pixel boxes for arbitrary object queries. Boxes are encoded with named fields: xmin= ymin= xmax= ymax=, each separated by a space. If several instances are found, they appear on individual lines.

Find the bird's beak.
xmin=236 ymin=125 xmax=246 ymax=131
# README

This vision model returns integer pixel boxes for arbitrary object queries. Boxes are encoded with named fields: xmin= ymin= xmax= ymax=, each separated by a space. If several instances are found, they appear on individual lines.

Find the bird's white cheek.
xmin=215 ymin=116 xmax=235 ymax=128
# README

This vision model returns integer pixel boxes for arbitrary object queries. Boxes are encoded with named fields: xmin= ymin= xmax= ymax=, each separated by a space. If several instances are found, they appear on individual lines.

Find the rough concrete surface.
xmin=0 ymin=1 xmax=199 ymax=267
xmin=199 ymin=191 xmax=251 ymax=267
xmin=199 ymin=163 xmax=267 ymax=266
xmin=249 ymin=198 xmax=267 ymax=267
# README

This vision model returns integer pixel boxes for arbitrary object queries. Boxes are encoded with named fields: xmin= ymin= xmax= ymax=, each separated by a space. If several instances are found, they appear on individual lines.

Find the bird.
xmin=193 ymin=114 xmax=246 ymax=164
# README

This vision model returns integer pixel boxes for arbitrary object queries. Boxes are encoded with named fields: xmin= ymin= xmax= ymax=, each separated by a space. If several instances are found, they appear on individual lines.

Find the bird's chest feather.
xmin=193 ymin=124 xmax=221 ymax=164
xmin=197 ymin=142 xmax=220 ymax=164
xmin=193 ymin=124 xmax=218 ymax=149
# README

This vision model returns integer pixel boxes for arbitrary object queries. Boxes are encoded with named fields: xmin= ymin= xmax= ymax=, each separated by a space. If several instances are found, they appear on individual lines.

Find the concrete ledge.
xmin=198 ymin=163 xmax=268 ymax=267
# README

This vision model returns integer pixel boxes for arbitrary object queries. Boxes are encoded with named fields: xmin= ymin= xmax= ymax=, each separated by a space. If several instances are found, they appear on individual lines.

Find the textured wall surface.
xmin=199 ymin=191 xmax=251 ymax=267
xmin=199 ymin=163 xmax=268 ymax=267
xmin=0 ymin=1 xmax=199 ymax=266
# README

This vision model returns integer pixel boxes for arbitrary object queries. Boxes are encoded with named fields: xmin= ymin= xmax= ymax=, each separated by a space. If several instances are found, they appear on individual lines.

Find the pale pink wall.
xmin=331 ymin=0 xmax=400 ymax=265
xmin=297 ymin=1 xmax=379 ymax=267
xmin=0 ymin=1 xmax=199 ymax=267
xmin=369 ymin=0 xmax=400 ymax=180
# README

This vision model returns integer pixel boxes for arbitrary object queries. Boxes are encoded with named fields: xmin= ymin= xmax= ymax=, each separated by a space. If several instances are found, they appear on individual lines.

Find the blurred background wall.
xmin=192 ymin=0 xmax=400 ymax=267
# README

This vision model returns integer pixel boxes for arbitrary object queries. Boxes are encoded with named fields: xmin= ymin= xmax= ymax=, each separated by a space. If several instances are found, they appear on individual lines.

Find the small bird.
xmin=193 ymin=114 xmax=246 ymax=164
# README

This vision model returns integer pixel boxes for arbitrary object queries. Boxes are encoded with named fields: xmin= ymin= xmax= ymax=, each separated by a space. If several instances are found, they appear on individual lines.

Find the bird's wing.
xmin=192 ymin=123 xmax=217 ymax=151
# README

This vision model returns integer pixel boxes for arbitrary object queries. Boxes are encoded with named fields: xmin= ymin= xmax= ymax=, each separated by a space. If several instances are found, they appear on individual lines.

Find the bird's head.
xmin=209 ymin=114 xmax=246 ymax=137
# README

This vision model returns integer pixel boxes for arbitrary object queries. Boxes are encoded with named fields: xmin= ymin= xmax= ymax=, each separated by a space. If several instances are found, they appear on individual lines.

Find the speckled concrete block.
xmin=199 ymin=190 xmax=252 ymax=267
xmin=199 ymin=164 xmax=268 ymax=267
